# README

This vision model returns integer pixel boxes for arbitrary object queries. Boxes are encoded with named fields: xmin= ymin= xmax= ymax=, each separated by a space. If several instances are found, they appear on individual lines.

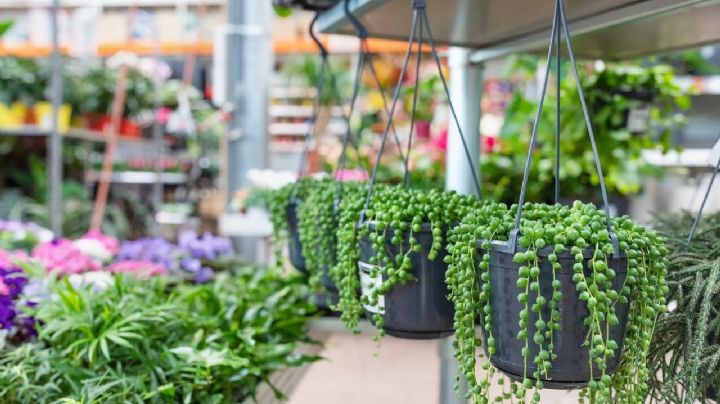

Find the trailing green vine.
xmin=447 ymin=201 xmax=668 ymax=403
xmin=269 ymin=178 xmax=366 ymax=293
xmin=332 ymin=185 xmax=482 ymax=337
xmin=648 ymin=211 xmax=720 ymax=403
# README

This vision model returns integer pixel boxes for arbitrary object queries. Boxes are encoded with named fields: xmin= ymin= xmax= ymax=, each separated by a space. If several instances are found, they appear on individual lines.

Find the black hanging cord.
xmin=509 ymin=0 xmax=618 ymax=256
xmin=342 ymin=0 xmax=408 ymax=168
xmin=296 ymin=13 xmax=328 ymax=180
xmin=361 ymin=0 xmax=483 ymax=219
xmin=686 ymin=139 xmax=720 ymax=249
xmin=422 ymin=10 xmax=482 ymax=198
xmin=554 ymin=9 xmax=561 ymax=204
xmin=403 ymin=13 xmax=423 ymax=187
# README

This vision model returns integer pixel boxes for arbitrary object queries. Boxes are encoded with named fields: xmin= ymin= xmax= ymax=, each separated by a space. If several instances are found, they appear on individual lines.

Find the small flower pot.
xmin=358 ymin=223 xmax=454 ymax=339
xmin=480 ymin=240 xmax=629 ymax=388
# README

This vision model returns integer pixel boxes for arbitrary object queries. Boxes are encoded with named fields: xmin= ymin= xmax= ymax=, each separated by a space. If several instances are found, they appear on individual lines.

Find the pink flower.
xmin=32 ymin=239 xmax=100 ymax=275
xmin=106 ymin=260 xmax=168 ymax=277
xmin=0 ymin=279 xmax=9 ymax=296
xmin=432 ymin=129 xmax=448 ymax=152
xmin=0 ymin=249 xmax=29 ymax=269
xmin=81 ymin=230 xmax=119 ymax=255
xmin=334 ymin=168 xmax=368 ymax=182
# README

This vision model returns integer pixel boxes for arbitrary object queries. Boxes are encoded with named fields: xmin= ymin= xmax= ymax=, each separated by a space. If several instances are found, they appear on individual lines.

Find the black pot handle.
xmin=686 ymin=138 xmax=720 ymax=250
xmin=507 ymin=0 xmax=619 ymax=257
xmin=359 ymin=0 xmax=483 ymax=224
xmin=334 ymin=0 xmax=412 ymax=213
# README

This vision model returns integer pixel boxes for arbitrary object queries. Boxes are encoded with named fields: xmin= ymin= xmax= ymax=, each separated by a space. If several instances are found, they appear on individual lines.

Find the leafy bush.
xmin=0 ymin=268 xmax=318 ymax=403
xmin=483 ymin=64 xmax=689 ymax=204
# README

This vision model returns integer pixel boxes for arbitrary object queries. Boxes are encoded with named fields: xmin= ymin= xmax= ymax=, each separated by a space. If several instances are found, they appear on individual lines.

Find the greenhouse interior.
xmin=1 ymin=0 xmax=720 ymax=403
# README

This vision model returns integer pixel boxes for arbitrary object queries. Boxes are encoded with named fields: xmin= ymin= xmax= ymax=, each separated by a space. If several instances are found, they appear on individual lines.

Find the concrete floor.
xmin=287 ymin=332 xmax=581 ymax=404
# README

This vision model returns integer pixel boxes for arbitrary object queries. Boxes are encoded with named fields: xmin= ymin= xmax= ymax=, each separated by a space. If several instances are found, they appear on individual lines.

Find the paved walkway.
xmin=288 ymin=332 xmax=580 ymax=404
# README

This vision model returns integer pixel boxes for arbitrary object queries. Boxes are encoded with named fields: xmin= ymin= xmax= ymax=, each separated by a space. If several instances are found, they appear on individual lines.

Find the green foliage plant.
xmin=483 ymin=64 xmax=689 ymax=204
xmin=446 ymin=200 xmax=669 ymax=403
xmin=648 ymin=211 xmax=720 ymax=402
xmin=0 ymin=267 xmax=317 ymax=403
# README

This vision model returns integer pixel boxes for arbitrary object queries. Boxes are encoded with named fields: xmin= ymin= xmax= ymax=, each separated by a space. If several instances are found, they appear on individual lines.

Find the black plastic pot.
xmin=709 ymin=387 xmax=717 ymax=401
xmin=286 ymin=200 xmax=308 ymax=273
xmin=286 ymin=199 xmax=339 ymax=308
xmin=358 ymin=223 xmax=454 ymax=339
xmin=480 ymin=240 xmax=629 ymax=388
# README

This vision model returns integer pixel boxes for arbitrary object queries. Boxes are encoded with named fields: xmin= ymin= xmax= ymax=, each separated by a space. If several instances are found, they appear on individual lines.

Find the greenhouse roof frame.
xmin=316 ymin=0 xmax=720 ymax=62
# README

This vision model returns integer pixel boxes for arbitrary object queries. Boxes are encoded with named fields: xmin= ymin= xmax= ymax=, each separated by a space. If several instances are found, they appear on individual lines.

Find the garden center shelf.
xmin=317 ymin=0 xmax=720 ymax=62
xmin=0 ymin=126 xmax=160 ymax=149
xmin=84 ymin=170 xmax=187 ymax=185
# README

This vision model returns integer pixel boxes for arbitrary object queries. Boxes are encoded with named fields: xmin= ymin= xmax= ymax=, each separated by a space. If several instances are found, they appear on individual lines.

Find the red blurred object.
xmin=120 ymin=119 xmax=141 ymax=138
xmin=86 ymin=114 xmax=112 ymax=132
xmin=484 ymin=135 xmax=498 ymax=152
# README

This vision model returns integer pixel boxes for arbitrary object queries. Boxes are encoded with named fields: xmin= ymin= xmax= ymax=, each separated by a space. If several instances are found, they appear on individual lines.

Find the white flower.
xmin=73 ymin=239 xmax=112 ymax=263
xmin=68 ymin=271 xmax=114 ymax=292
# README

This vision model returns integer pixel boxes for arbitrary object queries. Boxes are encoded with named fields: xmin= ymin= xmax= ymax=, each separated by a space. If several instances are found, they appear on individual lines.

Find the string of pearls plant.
xmin=446 ymin=201 xmax=668 ymax=403
xmin=331 ymin=185 xmax=483 ymax=337
xmin=270 ymin=178 xmax=366 ymax=291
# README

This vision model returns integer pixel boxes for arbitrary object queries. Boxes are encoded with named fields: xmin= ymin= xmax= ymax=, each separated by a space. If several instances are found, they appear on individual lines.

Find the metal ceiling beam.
xmin=317 ymin=0 xmax=720 ymax=62
xmin=470 ymin=0 xmax=715 ymax=63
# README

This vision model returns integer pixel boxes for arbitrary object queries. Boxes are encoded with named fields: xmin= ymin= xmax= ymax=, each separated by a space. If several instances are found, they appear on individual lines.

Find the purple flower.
xmin=0 ymin=266 xmax=34 ymax=335
xmin=116 ymin=238 xmax=179 ymax=270
xmin=178 ymin=231 xmax=232 ymax=261
xmin=195 ymin=267 xmax=214 ymax=284
xmin=181 ymin=257 xmax=201 ymax=273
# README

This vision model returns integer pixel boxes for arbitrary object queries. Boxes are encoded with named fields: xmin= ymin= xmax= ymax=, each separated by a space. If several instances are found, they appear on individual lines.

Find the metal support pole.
xmin=445 ymin=47 xmax=483 ymax=196
xmin=439 ymin=336 xmax=466 ymax=404
xmin=48 ymin=0 xmax=63 ymax=236
xmin=441 ymin=46 xmax=483 ymax=404
xmin=225 ymin=0 xmax=272 ymax=260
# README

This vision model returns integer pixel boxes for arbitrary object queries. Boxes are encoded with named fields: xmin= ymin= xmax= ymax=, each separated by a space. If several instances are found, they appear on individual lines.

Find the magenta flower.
xmin=335 ymin=168 xmax=368 ymax=182
xmin=32 ymin=239 xmax=100 ymax=275
xmin=106 ymin=260 xmax=169 ymax=277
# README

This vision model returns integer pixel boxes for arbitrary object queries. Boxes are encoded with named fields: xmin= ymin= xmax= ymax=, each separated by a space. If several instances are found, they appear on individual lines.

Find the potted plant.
xmin=446 ymin=200 xmax=667 ymax=401
xmin=332 ymin=184 xmax=483 ymax=339
xmin=647 ymin=211 xmax=720 ymax=402
xmin=269 ymin=177 xmax=367 ymax=306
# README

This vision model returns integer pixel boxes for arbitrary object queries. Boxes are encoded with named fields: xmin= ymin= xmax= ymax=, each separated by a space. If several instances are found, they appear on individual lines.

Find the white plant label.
xmin=708 ymin=137 xmax=720 ymax=167
xmin=627 ymin=107 xmax=650 ymax=133
xmin=358 ymin=261 xmax=385 ymax=315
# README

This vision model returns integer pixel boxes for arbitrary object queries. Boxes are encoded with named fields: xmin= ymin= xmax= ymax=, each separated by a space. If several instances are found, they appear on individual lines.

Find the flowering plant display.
xmin=31 ymin=238 xmax=101 ymax=275
xmin=114 ymin=231 xmax=233 ymax=283
xmin=0 ymin=220 xmax=52 ymax=253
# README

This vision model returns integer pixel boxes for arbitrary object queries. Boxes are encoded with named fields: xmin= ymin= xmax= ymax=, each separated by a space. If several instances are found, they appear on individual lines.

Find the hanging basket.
xmin=286 ymin=199 xmax=307 ymax=273
xmin=480 ymin=240 xmax=629 ymax=387
xmin=357 ymin=222 xmax=454 ymax=339
xmin=287 ymin=197 xmax=339 ymax=307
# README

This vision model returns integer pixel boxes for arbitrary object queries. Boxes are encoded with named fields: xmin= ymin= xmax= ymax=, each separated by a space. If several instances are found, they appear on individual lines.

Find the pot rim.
xmin=477 ymin=239 xmax=627 ymax=260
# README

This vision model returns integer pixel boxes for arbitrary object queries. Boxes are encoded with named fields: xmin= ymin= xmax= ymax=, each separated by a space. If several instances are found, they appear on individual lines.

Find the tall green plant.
xmin=483 ymin=64 xmax=689 ymax=204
